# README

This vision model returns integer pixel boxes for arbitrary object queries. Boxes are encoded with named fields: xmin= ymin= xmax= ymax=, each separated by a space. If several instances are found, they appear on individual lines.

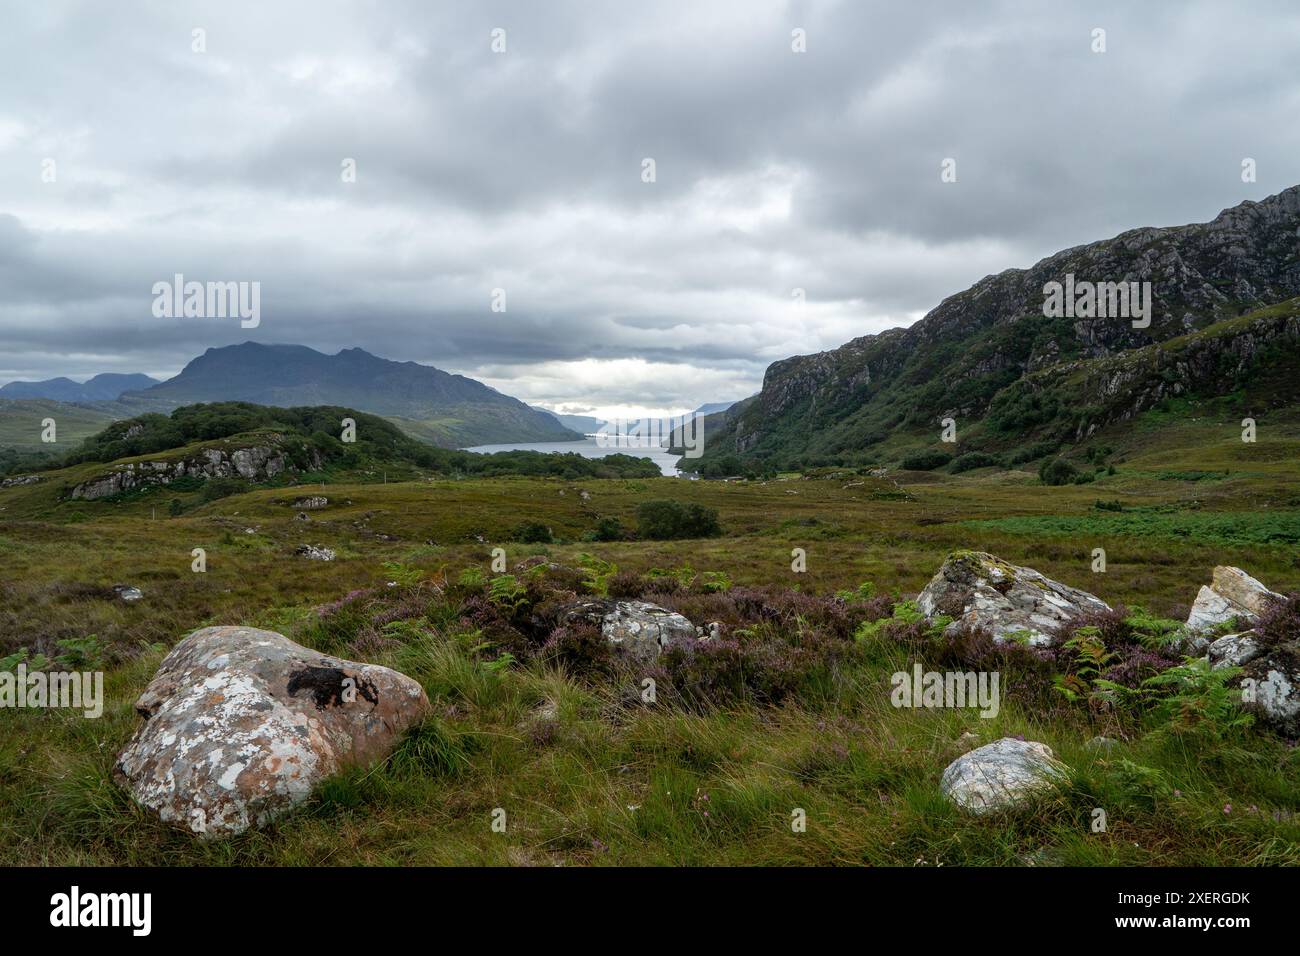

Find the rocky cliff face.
xmin=702 ymin=186 xmax=1300 ymax=467
xmin=71 ymin=441 xmax=295 ymax=500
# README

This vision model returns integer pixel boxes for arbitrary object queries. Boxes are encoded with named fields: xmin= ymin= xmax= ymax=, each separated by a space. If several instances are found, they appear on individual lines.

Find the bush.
xmin=1039 ymin=458 xmax=1080 ymax=486
xmin=636 ymin=500 xmax=722 ymax=540
xmin=512 ymin=521 xmax=554 ymax=544
xmin=949 ymin=451 xmax=1002 ymax=473
xmin=1008 ymin=441 xmax=1059 ymax=465
xmin=585 ymin=516 xmax=625 ymax=542
xmin=1255 ymin=593 xmax=1300 ymax=648
xmin=899 ymin=450 xmax=953 ymax=471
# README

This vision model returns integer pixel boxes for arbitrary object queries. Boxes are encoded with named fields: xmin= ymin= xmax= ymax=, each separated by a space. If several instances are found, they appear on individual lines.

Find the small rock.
xmin=696 ymin=621 xmax=722 ymax=641
xmin=1085 ymin=735 xmax=1118 ymax=751
xmin=113 ymin=584 xmax=144 ymax=602
xmin=940 ymin=737 xmax=1067 ymax=814
xmin=294 ymin=512 xmax=311 ymax=522
xmin=296 ymin=544 xmax=336 ymax=561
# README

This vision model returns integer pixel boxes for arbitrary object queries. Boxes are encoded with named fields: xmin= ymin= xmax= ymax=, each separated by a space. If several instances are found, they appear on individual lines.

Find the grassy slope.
xmin=1 ymin=409 xmax=1298 ymax=865
xmin=0 ymin=399 xmax=120 ymax=450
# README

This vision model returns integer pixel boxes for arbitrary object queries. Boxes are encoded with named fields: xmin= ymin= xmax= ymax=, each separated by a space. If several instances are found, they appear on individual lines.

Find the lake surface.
xmin=463 ymin=437 xmax=683 ymax=476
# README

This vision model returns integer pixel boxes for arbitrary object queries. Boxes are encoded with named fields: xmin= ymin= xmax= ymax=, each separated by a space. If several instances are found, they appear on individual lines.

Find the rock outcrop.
xmin=114 ymin=626 xmax=429 ymax=838
xmin=693 ymin=185 xmax=1300 ymax=470
xmin=1181 ymin=568 xmax=1298 ymax=737
xmin=1183 ymin=566 xmax=1284 ymax=652
xmin=559 ymin=599 xmax=697 ymax=663
xmin=940 ymin=737 xmax=1067 ymax=813
xmin=916 ymin=551 xmax=1111 ymax=646
xmin=71 ymin=442 xmax=290 ymax=500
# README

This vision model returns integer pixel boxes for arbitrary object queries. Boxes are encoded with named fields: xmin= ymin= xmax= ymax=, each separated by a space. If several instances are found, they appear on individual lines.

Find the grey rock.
xmin=296 ymin=544 xmax=336 ymax=561
xmin=560 ymin=598 xmax=696 ymax=663
xmin=1183 ymin=566 xmax=1283 ymax=651
xmin=292 ymin=496 xmax=329 ymax=510
xmin=940 ymin=737 xmax=1067 ymax=814
xmin=71 ymin=441 xmax=294 ymax=499
xmin=1207 ymin=631 xmax=1264 ymax=669
xmin=114 ymin=626 xmax=429 ymax=838
xmin=1240 ymin=656 xmax=1300 ymax=737
xmin=113 ymin=584 xmax=144 ymax=602
xmin=917 ymin=551 xmax=1110 ymax=646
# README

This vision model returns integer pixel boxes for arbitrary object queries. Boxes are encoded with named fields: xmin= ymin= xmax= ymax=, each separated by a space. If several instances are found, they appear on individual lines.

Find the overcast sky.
xmin=1 ymin=1 xmax=1298 ymax=418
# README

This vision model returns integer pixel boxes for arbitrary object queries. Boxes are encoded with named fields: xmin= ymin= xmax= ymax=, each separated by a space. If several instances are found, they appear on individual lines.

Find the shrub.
xmin=899 ymin=450 xmax=952 ymax=471
xmin=1008 ymin=441 xmax=1059 ymax=465
xmin=1039 ymin=458 xmax=1079 ymax=485
xmin=512 ymin=521 xmax=554 ymax=544
xmin=585 ymin=516 xmax=625 ymax=542
xmin=949 ymin=451 xmax=1002 ymax=473
xmin=1254 ymin=593 xmax=1300 ymax=648
xmin=636 ymin=500 xmax=722 ymax=540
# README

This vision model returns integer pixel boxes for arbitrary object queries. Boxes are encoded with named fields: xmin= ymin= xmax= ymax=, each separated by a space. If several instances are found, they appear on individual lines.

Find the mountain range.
xmin=0 ymin=373 xmax=159 ymax=403
xmin=693 ymin=185 xmax=1300 ymax=472
xmin=117 ymin=343 xmax=581 ymax=448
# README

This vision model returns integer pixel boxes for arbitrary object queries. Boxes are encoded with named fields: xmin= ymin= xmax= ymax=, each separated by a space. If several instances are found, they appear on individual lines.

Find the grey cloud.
xmin=0 ymin=0 xmax=1298 ymax=413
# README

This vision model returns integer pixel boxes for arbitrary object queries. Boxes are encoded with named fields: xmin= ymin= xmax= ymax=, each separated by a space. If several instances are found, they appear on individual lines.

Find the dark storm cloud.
xmin=1 ymin=0 xmax=1297 ymax=412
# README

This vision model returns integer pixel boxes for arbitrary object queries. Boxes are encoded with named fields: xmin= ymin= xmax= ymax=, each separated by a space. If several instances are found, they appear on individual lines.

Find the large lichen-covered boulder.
xmin=559 ymin=598 xmax=696 ymax=664
xmin=940 ymin=737 xmax=1067 ymax=814
xmin=114 ymin=626 xmax=430 ymax=838
xmin=916 ymin=551 xmax=1111 ymax=646
xmin=1183 ymin=566 xmax=1284 ymax=652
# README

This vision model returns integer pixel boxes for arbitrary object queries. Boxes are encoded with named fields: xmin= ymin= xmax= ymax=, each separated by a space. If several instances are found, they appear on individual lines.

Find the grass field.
xmin=1 ymin=404 xmax=1298 ymax=865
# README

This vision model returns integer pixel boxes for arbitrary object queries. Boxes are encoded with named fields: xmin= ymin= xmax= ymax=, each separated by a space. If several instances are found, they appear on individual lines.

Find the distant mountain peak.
xmin=132 ymin=342 xmax=578 ymax=448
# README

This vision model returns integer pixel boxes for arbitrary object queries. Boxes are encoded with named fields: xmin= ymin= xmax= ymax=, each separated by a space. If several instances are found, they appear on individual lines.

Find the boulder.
xmin=559 ymin=598 xmax=696 ymax=663
xmin=293 ymin=496 xmax=329 ymax=510
xmin=1240 ymin=654 xmax=1300 ymax=737
xmin=114 ymin=626 xmax=429 ymax=838
xmin=940 ymin=737 xmax=1067 ymax=814
xmin=1183 ymin=566 xmax=1284 ymax=651
xmin=1207 ymin=631 xmax=1264 ymax=669
xmin=916 ymin=551 xmax=1110 ymax=646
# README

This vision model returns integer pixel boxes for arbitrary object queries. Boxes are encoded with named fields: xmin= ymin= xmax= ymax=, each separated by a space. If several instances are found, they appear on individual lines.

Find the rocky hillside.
xmin=696 ymin=186 xmax=1300 ymax=471
xmin=131 ymin=343 xmax=579 ymax=448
